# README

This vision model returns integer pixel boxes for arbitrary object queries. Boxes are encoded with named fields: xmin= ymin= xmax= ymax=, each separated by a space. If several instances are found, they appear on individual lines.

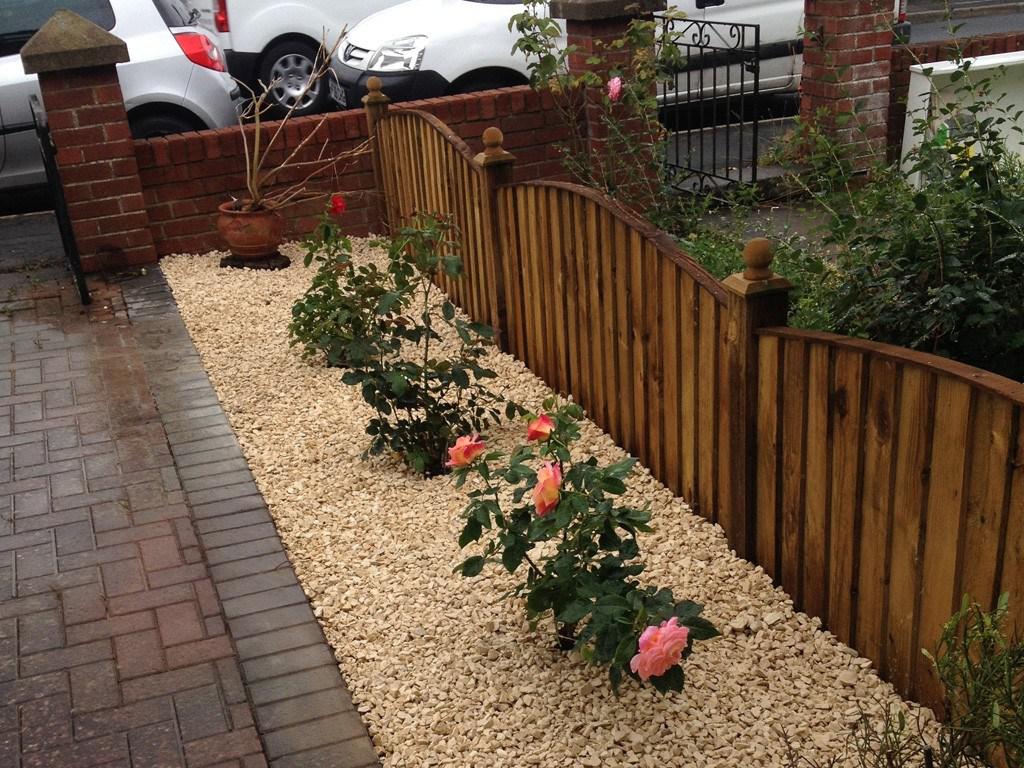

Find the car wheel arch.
xmin=127 ymin=103 xmax=207 ymax=138
xmin=447 ymin=67 xmax=529 ymax=95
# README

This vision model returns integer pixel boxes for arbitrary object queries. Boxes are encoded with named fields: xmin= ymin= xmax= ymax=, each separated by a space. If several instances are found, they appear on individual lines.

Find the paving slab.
xmin=0 ymin=217 xmax=379 ymax=768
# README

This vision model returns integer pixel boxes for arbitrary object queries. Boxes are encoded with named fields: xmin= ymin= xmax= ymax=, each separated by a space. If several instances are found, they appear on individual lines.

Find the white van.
xmin=185 ymin=0 xmax=404 ymax=115
xmin=331 ymin=0 xmax=907 ymax=107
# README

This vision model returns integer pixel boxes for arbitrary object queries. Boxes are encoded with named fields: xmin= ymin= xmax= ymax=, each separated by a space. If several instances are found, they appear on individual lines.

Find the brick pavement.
xmin=0 ymin=215 xmax=379 ymax=768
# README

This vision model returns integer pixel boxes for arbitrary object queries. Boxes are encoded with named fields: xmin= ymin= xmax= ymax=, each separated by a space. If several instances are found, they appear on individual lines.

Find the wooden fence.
xmin=362 ymin=78 xmax=1024 ymax=710
xmin=756 ymin=329 xmax=1024 ymax=706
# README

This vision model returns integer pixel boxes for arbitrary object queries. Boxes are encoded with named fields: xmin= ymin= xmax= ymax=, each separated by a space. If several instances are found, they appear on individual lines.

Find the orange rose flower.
xmin=532 ymin=461 xmax=562 ymax=517
xmin=526 ymin=413 xmax=554 ymax=442
xmin=446 ymin=435 xmax=485 ymax=468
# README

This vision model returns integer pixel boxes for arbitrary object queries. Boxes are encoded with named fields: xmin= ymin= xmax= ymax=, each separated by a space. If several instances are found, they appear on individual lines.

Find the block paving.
xmin=0 ymin=217 xmax=379 ymax=767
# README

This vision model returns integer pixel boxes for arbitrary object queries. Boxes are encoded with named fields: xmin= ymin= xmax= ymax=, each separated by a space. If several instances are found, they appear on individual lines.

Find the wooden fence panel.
xmin=497 ymin=182 xmax=729 ymax=524
xmin=757 ymin=328 xmax=1024 ymax=707
xmin=375 ymin=111 xmax=500 ymax=329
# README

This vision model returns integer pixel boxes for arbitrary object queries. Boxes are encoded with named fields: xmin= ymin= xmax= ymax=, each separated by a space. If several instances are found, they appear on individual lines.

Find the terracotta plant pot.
xmin=217 ymin=201 xmax=285 ymax=259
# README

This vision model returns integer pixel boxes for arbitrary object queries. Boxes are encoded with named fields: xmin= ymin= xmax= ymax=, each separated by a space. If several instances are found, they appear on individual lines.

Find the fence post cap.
xmin=21 ymin=9 xmax=128 ymax=75
xmin=362 ymin=76 xmax=390 ymax=106
xmin=742 ymin=237 xmax=774 ymax=279
xmin=722 ymin=237 xmax=792 ymax=297
xmin=475 ymin=126 xmax=515 ymax=167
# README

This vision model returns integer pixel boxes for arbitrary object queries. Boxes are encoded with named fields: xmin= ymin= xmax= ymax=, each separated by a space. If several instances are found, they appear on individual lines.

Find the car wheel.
xmin=129 ymin=113 xmax=201 ymax=139
xmin=259 ymin=40 xmax=331 ymax=117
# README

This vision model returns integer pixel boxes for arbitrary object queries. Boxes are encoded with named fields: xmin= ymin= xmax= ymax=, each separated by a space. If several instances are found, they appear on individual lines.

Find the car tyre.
xmin=129 ymin=113 xmax=201 ymax=139
xmin=259 ymin=39 xmax=331 ymax=118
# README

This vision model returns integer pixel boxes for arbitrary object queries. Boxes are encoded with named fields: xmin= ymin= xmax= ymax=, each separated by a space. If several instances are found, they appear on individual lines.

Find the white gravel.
xmin=161 ymin=240 xmax=933 ymax=768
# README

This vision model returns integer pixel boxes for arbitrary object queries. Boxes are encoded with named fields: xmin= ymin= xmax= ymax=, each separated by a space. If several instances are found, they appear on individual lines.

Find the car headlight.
xmin=366 ymin=36 xmax=426 ymax=72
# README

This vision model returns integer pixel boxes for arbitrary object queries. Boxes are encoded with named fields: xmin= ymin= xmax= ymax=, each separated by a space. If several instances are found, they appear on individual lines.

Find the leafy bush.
xmin=289 ymin=198 xmax=395 ymax=368
xmin=509 ymin=1 xmax=685 ymax=213
xmin=786 ymin=594 xmax=1024 ymax=768
xmin=450 ymin=399 xmax=719 ymax=692
xmin=927 ymin=593 xmax=1024 ymax=766
xmin=782 ymin=55 xmax=1024 ymax=380
xmin=338 ymin=214 xmax=516 ymax=476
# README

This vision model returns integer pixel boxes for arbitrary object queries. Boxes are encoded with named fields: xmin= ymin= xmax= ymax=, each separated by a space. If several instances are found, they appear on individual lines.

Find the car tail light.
xmin=214 ymin=0 xmax=229 ymax=33
xmin=174 ymin=32 xmax=226 ymax=72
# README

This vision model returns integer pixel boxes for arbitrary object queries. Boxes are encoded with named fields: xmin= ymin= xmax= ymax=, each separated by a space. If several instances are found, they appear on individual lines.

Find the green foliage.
xmin=509 ymin=1 xmax=686 ymax=212
xmin=289 ymin=211 xmax=394 ymax=368
xmin=338 ymin=214 xmax=513 ymax=476
xmin=786 ymin=595 xmax=1024 ymax=768
xmin=774 ymin=55 xmax=1024 ymax=380
xmin=927 ymin=594 xmax=1024 ymax=766
xmin=452 ymin=399 xmax=718 ymax=693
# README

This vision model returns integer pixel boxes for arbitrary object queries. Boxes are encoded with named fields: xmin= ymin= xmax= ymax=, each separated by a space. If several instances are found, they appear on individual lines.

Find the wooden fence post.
xmin=722 ymin=238 xmax=792 ymax=560
xmin=473 ymin=127 xmax=515 ymax=350
xmin=362 ymin=76 xmax=390 ymax=232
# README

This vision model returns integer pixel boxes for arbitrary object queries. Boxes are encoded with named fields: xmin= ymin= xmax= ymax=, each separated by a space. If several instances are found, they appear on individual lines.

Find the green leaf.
xmin=386 ymin=371 xmax=408 ymax=398
xmin=501 ymin=539 xmax=526 ymax=573
xmin=459 ymin=556 xmax=485 ymax=577
xmin=558 ymin=600 xmax=592 ymax=624
xmin=601 ymin=476 xmax=627 ymax=495
xmin=649 ymin=664 xmax=684 ymax=693
xmin=451 ymin=368 xmax=470 ymax=388
xmin=459 ymin=518 xmax=482 ymax=548
xmin=681 ymin=616 xmax=720 ymax=641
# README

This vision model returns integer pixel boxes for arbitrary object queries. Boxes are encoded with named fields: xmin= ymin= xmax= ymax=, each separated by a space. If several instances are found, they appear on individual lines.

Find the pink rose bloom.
xmin=446 ymin=435 xmax=485 ymax=468
xmin=526 ymin=413 xmax=555 ymax=442
xmin=532 ymin=461 xmax=562 ymax=517
xmin=607 ymin=76 xmax=623 ymax=103
xmin=629 ymin=617 xmax=690 ymax=681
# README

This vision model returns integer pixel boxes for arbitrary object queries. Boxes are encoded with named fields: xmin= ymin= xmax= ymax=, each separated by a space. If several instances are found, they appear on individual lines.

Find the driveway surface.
xmin=0 ymin=213 xmax=378 ymax=768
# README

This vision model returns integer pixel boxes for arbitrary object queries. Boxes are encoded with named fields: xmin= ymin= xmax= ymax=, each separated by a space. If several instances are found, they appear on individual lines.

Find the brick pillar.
xmin=801 ymin=0 xmax=895 ymax=168
xmin=549 ymin=0 xmax=666 ymax=209
xmin=22 ymin=10 xmax=157 ymax=272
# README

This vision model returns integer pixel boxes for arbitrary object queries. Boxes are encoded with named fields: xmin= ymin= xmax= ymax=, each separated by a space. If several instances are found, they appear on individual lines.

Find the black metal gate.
xmin=657 ymin=16 xmax=761 ymax=192
xmin=30 ymin=95 xmax=91 ymax=305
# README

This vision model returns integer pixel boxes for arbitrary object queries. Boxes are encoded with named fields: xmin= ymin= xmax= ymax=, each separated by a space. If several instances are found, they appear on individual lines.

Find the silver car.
xmin=0 ymin=0 xmax=241 ymax=191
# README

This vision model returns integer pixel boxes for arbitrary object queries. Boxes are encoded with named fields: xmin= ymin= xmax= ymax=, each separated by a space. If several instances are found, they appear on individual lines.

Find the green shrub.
xmin=289 ymin=208 xmax=396 ymax=369
xmin=339 ymin=214 xmax=517 ymax=476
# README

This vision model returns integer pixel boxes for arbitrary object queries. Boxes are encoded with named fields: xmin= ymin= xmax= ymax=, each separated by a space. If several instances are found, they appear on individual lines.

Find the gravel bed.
xmin=162 ymin=240 xmax=932 ymax=768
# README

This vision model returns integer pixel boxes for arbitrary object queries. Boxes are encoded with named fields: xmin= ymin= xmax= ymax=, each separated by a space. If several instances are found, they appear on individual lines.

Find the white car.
xmin=186 ymin=0 xmax=404 ymax=116
xmin=0 ymin=0 xmax=240 ymax=191
xmin=331 ymin=0 xmax=907 ymax=107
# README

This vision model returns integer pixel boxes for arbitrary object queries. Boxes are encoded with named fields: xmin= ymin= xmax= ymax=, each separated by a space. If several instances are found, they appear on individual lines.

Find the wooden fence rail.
xmin=363 ymin=79 xmax=1024 ymax=711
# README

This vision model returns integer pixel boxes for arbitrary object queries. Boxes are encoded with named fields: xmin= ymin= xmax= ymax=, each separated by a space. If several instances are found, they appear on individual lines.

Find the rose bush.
xmin=451 ymin=398 xmax=718 ymax=692
xmin=338 ymin=214 xmax=520 ymax=475
xmin=289 ymin=196 xmax=397 ymax=368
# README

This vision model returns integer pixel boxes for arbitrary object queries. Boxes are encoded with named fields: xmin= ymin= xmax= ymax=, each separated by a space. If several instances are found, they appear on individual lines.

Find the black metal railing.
xmin=657 ymin=16 xmax=761 ymax=192
xmin=30 ymin=95 xmax=90 ymax=305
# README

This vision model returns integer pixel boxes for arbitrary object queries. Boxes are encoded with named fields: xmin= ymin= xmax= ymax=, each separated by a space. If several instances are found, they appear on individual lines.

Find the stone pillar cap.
xmin=21 ymin=10 xmax=129 ymax=75
xmin=550 ymin=0 xmax=667 ymax=21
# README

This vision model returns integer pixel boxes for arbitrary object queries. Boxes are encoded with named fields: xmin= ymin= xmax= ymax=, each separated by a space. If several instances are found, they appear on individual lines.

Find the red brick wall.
xmin=134 ymin=86 xmax=570 ymax=257
xmin=40 ymin=67 xmax=157 ymax=271
xmin=801 ymin=0 xmax=895 ymax=168
xmin=888 ymin=31 xmax=1024 ymax=158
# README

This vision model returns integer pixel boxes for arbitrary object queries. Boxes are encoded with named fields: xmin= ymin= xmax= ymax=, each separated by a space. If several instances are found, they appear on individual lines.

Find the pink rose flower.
xmin=446 ymin=435 xmax=485 ymax=468
xmin=329 ymin=194 xmax=347 ymax=215
xmin=532 ymin=461 xmax=562 ymax=517
xmin=606 ymin=76 xmax=623 ymax=103
xmin=629 ymin=617 xmax=690 ymax=681
xmin=526 ymin=413 xmax=554 ymax=442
